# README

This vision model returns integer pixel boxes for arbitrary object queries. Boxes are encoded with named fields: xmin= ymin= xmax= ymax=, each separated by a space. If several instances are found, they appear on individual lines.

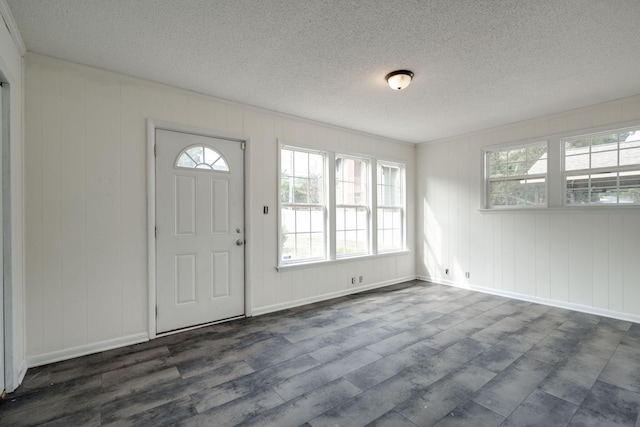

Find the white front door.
xmin=155 ymin=129 xmax=245 ymax=334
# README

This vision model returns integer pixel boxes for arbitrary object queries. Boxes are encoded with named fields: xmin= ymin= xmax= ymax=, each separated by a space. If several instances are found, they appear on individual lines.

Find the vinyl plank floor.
xmin=1 ymin=280 xmax=639 ymax=426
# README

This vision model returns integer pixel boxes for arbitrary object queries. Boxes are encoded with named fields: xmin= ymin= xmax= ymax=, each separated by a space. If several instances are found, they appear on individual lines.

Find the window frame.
xmin=483 ymin=140 xmax=549 ymax=210
xmin=335 ymin=154 xmax=371 ymax=258
xmin=277 ymin=140 xmax=408 ymax=269
xmin=376 ymin=160 xmax=406 ymax=253
xmin=278 ymin=144 xmax=328 ymax=266
xmin=562 ymin=126 xmax=640 ymax=206
xmin=480 ymin=121 xmax=640 ymax=212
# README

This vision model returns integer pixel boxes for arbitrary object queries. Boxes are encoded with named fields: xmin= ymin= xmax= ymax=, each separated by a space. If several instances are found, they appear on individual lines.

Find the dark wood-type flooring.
xmin=1 ymin=280 xmax=640 ymax=426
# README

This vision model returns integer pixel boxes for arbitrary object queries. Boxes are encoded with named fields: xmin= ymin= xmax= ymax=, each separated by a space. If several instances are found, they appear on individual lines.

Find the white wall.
xmin=23 ymin=53 xmax=416 ymax=365
xmin=417 ymin=94 xmax=640 ymax=321
xmin=0 ymin=3 xmax=25 ymax=391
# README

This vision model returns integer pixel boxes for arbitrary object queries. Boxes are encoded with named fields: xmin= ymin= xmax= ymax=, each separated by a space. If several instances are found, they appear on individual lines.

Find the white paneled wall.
xmin=0 ymin=5 xmax=25 ymax=392
xmin=417 ymin=94 xmax=640 ymax=321
xmin=23 ymin=54 xmax=416 ymax=363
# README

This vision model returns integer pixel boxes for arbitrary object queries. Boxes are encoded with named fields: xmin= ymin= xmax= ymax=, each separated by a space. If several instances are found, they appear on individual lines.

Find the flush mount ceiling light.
xmin=385 ymin=70 xmax=414 ymax=90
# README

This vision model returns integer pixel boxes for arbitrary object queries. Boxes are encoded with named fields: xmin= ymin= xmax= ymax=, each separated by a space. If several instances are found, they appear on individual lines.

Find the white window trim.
xmin=376 ymin=160 xmax=407 ymax=253
xmin=480 ymin=120 xmax=640 ymax=212
xmin=562 ymin=124 xmax=640 ymax=207
xmin=277 ymin=140 xmax=407 ymax=270
xmin=278 ymin=143 xmax=329 ymax=266
xmin=335 ymin=154 xmax=371 ymax=258
xmin=482 ymin=139 xmax=549 ymax=210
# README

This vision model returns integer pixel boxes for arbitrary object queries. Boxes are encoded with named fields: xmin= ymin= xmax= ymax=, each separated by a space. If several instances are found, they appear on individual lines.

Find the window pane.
xmin=280 ymin=177 xmax=292 ymax=203
xmin=620 ymin=145 xmax=640 ymax=167
xmin=590 ymin=150 xmax=618 ymax=169
xmin=489 ymin=179 xmax=545 ymax=207
xmin=212 ymin=158 xmax=228 ymax=171
xmin=619 ymin=171 xmax=640 ymax=203
xmin=565 ymin=153 xmax=589 ymax=171
xmin=294 ymin=151 xmax=309 ymax=177
xmin=345 ymin=208 xmax=357 ymax=229
xmin=336 ymin=231 xmax=346 ymax=254
xmin=309 ymin=153 xmax=324 ymax=177
xmin=281 ymin=149 xmax=293 ymax=176
xmin=356 ymin=230 xmax=368 ymax=253
xmin=489 ymin=151 xmax=507 ymax=177
xmin=280 ymin=146 xmax=327 ymax=263
xmin=177 ymin=154 xmax=196 ymax=168
xmin=563 ymin=128 xmax=640 ymax=206
xmin=293 ymin=177 xmax=309 ymax=203
xmin=309 ymin=176 xmax=323 ymax=204
xmin=310 ymin=232 xmax=325 ymax=259
xmin=186 ymin=146 xmax=203 ymax=163
xmin=310 ymin=208 xmax=324 ymax=232
xmin=296 ymin=209 xmax=310 ymax=233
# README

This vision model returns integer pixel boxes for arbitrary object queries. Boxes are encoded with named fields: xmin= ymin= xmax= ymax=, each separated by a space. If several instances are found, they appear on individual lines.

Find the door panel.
xmin=156 ymin=129 xmax=244 ymax=333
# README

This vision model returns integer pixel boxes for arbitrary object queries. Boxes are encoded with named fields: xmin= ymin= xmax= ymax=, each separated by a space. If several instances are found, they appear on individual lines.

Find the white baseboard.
xmin=252 ymin=275 xmax=418 ymax=316
xmin=417 ymin=276 xmax=640 ymax=324
xmin=13 ymin=358 xmax=27 ymax=391
xmin=26 ymin=332 xmax=150 ymax=368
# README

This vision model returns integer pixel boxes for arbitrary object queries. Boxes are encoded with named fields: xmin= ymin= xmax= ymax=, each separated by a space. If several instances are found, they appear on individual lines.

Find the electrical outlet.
xmin=351 ymin=277 xmax=356 ymax=285
xmin=359 ymin=276 xmax=363 ymax=283
xmin=465 ymin=272 xmax=470 ymax=278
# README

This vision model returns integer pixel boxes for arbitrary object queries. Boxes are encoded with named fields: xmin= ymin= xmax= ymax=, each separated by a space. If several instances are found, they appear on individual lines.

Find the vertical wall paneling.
xmin=85 ymin=74 xmax=123 ymax=342
xmin=514 ymin=214 xmax=536 ymax=296
xmin=591 ymin=214 xmax=609 ymax=310
xmin=22 ymin=54 xmax=417 ymax=362
xmin=534 ymin=214 xmax=551 ymax=299
xmin=417 ymin=94 xmax=640 ymax=321
xmin=120 ymin=81 xmax=146 ymax=334
xmin=567 ymin=215 xmax=593 ymax=306
xmin=622 ymin=214 xmax=640 ymax=315
xmin=501 ymin=214 xmax=515 ymax=293
xmin=24 ymin=62 xmax=44 ymax=356
xmin=59 ymin=68 xmax=88 ymax=348
xmin=40 ymin=66 xmax=63 ymax=352
xmin=608 ymin=214 xmax=624 ymax=312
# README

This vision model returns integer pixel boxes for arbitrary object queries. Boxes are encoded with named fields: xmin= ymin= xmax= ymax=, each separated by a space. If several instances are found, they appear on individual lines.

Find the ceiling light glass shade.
xmin=385 ymin=70 xmax=414 ymax=90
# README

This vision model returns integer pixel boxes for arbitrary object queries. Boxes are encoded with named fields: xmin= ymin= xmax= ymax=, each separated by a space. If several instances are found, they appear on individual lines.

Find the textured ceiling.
xmin=6 ymin=0 xmax=640 ymax=143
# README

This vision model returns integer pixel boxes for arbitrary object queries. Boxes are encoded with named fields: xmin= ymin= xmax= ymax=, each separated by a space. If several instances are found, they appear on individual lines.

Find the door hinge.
xmin=155 ymin=225 xmax=158 ymax=237
xmin=154 ymin=144 xmax=157 ymax=156
xmin=155 ymin=306 xmax=158 ymax=316
xmin=241 ymin=142 xmax=246 ymax=150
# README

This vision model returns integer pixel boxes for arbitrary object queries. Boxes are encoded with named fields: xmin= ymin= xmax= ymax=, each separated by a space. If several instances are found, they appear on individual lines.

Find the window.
xmin=485 ymin=141 xmax=548 ymax=208
xmin=176 ymin=145 xmax=229 ymax=171
xmin=336 ymin=155 xmax=369 ymax=256
xmin=280 ymin=147 xmax=326 ymax=263
xmin=377 ymin=162 xmax=405 ymax=252
xmin=564 ymin=128 xmax=640 ymax=205
xmin=279 ymin=142 xmax=406 ymax=268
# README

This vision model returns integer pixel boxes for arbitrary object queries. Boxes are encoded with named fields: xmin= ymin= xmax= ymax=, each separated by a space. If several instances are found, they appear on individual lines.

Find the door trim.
xmin=147 ymin=120 xmax=252 ymax=339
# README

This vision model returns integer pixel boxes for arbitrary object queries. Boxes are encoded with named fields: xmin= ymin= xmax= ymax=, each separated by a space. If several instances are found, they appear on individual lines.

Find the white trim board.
xmin=252 ymin=275 xmax=418 ymax=316
xmin=417 ymin=276 xmax=640 ymax=324
xmin=26 ymin=333 xmax=149 ymax=368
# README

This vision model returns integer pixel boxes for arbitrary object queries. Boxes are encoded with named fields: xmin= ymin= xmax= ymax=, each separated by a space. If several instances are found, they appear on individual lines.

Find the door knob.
xmin=236 ymin=239 xmax=244 ymax=246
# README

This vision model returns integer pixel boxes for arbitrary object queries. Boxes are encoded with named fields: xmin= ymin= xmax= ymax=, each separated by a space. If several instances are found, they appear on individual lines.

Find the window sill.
xmin=479 ymin=205 xmax=640 ymax=214
xmin=276 ymin=250 xmax=411 ymax=272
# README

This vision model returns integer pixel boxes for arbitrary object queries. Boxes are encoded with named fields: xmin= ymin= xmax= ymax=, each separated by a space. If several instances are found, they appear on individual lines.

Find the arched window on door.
xmin=176 ymin=144 xmax=229 ymax=171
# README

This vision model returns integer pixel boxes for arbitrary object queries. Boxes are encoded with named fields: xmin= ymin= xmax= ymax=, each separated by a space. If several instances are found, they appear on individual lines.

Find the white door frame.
xmin=147 ymin=119 xmax=252 ymax=339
